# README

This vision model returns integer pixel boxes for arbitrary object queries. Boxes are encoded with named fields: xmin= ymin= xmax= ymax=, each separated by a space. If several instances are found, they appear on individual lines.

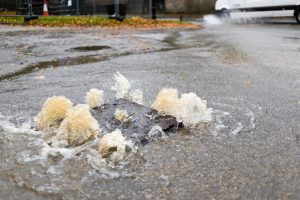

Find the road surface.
xmin=0 ymin=20 xmax=299 ymax=199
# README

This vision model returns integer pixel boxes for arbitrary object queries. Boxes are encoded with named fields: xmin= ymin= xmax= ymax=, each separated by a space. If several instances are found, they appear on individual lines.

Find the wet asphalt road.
xmin=0 ymin=20 xmax=299 ymax=199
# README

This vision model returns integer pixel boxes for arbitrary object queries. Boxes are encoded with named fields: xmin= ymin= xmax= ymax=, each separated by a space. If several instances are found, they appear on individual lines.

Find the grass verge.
xmin=0 ymin=16 xmax=199 ymax=29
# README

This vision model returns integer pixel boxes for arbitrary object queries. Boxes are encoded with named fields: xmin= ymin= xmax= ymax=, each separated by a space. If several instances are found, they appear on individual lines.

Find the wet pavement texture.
xmin=0 ymin=21 xmax=299 ymax=199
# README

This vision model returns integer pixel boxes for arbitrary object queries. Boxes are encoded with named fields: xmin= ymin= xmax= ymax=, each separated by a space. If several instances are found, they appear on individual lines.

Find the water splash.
xmin=203 ymin=15 xmax=223 ymax=26
xmin=29 ymin=73 xmax=213 ymax=166
xmin=178 ymin=93 xmax=213 ymax=126
xmin=129 ymin=89 xmax=143 ymax=105
xmin=112 ymin=72 xmax=144 ymax=105
xmin=152 ymin=88 xmax=213 ymax=127
xmin=98 ymin=129 xmax=133 ymax=163
xmin=0 ymin=113 xmax=38 ymax=135
xmin=55 ymin=104 xmax=100 ymax=147
xmin=203 ymin=13 xmax=261 ymax=26
xmin=112 ymin=72 xmax=131 ymax=100
xmin=210 ymin=97 xmax=262 ymax=137
xmin=231 ymin=122 xmax=243 ymax=135
xmin=151 ymin=87 xmax=180 ymax=117
xmin=1 ymin=70 xmax=265 ymax=190
xmin=86 ymin=148 xmax=136 ymax=179
xmin=85 ymin=88 xmax=104 ymax=109
xmin=34 ymin=96 xmax=73 ymax=131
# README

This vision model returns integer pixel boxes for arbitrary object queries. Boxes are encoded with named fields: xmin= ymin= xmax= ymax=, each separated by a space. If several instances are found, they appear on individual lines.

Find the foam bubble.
xmin=34 ymin=96 xmax=73 ymax=131
xmin=178 ymin=93 xmax=213 ymax=126
xmin=114 ymin=109 xmax=131 ymax=123
xmin=152 ymin=88 xmax=212 ymax=126
xmin=151 ymin=87 xmax=180 ymax=117
xmin=86 ymin=88 xmax=104 ymax=109
xmin=56 ymin=104 xmax=100 ymax=147
xmin=98 ymin=129 xmax=133 ymax=163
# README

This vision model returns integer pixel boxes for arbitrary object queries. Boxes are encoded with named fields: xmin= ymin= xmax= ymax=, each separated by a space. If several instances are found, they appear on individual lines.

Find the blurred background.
xmin=0 ymin=0 xmax=216 ymax=17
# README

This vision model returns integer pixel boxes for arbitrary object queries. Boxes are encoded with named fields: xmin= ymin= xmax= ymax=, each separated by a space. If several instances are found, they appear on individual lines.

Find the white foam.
xmin=148 ymin=125 xmax=165 ymax=141
xmin=129 ymin=89 xmax=143 ymax=105
xmin=86 ymin=88 xmax=104 ymax=109
xmin=36 ymin=184 xmax=60 ymax=194
xmin=114 ymin=109 xmax=131 ymax=123
xmin=23 ymin=154 xmax=42 ymax=163
xmin=0 ymin=114 xmax=38 ymax=135
xmin=57 ymin=104 xmax=100 ymax=147
xmin=178 ymin=93 xmax=213 ymax=126
xmin=31 ymin=169 xmax=44 ymax=177
xmin=86 ymin=150 xmax=126 ymax=178
xmin=246 ymin=110 xmax=256 ymax=129
xmin=231 ymin=122 xmax=243 ymax=135
xmin=98 ymin=129 xmax=133 ymax=163
xmin=21 ymin=140 xmax=93 ymax=165
xmin=215 ymin=124 xmax=228 ymax=131
xmin=47 ymin=166 xmax=61 ymax=175
xmin=112 ymin=72 xmax=131 ymax=100
xmin=40 ymin=143 xmax=75 ymax=160
xmin=151 ymin=88 xmax=180 ymax=117
xmin=112 ymin=72 xmax=144 ymax=105
xmin=34 ymin=96 xmax=73 ymax=131
xmin=152 ymin=88 xmax=213 ymax=127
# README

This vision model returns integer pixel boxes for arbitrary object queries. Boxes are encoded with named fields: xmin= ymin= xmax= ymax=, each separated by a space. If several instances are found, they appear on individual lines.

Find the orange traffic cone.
xmin=43 ymin=0 xmax=49 ymax=16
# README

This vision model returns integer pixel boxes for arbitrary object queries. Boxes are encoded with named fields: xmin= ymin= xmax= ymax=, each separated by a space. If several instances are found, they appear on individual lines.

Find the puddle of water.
xmin=67 ymin=46 xmax=111 ymax=52
xmin=0 ymin=55 xmax=108 ymax=81
xmin=0 ymin=46 xmax=190 ymax=82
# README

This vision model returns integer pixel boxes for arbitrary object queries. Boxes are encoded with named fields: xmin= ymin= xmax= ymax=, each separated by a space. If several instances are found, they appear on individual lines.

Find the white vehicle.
xmin=215 ymin=0 xmax=300 ymax=24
